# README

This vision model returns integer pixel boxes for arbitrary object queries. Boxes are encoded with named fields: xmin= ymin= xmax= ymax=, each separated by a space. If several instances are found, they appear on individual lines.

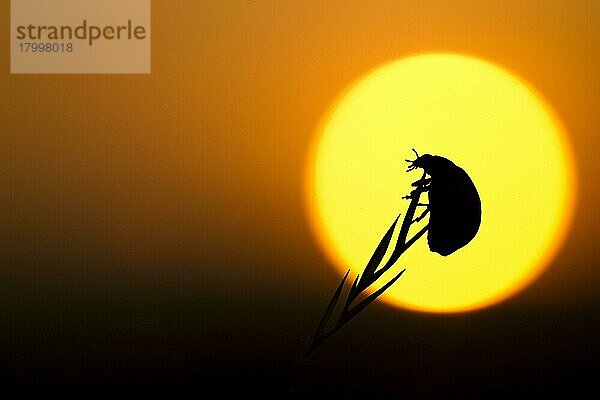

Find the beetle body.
xmin=407 ymin=152 xmax=481 ymax=256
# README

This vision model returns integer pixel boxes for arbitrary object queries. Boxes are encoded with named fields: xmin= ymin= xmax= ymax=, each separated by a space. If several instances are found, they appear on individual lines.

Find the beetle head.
xmin=405 ymin=149 xmax=435 ymax=173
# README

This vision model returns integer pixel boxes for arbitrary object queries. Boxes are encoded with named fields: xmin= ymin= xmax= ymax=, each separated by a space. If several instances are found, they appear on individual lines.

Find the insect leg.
xmin=403 ymin=172 xmax=429 ymax=200
xmin=402 ymin=186 xmax=429 ymax=200
xmin=411 ymin=177 xmax=431 ymax=188
xmin=412 ymin=208 xmax=430 ymax=224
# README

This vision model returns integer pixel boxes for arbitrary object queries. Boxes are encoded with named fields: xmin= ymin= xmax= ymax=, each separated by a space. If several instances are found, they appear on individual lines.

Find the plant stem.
xmin=306 ymin=174 xmax=430 ymax=357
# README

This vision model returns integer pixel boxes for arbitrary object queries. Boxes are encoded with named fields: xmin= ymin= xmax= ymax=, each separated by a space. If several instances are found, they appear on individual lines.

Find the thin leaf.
xmin=379 ymin=181 xmax=427 ymax=274
xmin=305 ymin=269 xmax=351 ymax=357
xmin=346 ymin=273 xmax=361 ymax=309
xmin=373 ymin=224 xmax=428 ymax=282
xmin=358 ymin=215 xmax=400 ymax=288
xmin=347 ymin=269 xmax=406 ymax=321
xmin=309 ymin=269 xmax=349 ymax=341
xmin=404 ymin=223 xmax=429 ymax=249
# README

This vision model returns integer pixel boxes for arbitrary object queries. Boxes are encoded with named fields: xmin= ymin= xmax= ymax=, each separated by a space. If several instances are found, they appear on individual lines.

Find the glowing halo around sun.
xmin=305 ymin=53 xmax=577 ymax=313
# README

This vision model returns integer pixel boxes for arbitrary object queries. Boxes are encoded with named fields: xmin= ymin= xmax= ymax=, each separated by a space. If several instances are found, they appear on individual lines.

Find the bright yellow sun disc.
xmin=306 ymin=53 xmax=576 ymax=313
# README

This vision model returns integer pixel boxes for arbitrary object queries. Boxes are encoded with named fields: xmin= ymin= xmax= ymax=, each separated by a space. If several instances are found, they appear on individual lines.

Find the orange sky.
xmin=1 ymin=0 xmax=599 ymax=306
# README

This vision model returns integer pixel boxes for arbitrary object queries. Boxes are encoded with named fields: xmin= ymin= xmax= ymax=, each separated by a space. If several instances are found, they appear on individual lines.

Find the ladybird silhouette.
xmin=405 ymin=150 xmax=481 ymax=256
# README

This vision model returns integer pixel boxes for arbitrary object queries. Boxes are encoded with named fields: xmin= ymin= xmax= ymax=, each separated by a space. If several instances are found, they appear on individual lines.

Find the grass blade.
xmin=359 ymin=215 xmax=400 ymax=287
xmin=347 ymin=268 xmax=406 ymax=321
xmin=346 ymin=273 xmax=361 ymax=309
xmin=306 ymin=269 xmax=350 ymax=355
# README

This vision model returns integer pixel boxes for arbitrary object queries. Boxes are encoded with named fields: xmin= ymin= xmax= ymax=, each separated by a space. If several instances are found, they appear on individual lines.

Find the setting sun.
xmin=306 ymin=53 xmax=576 ymax=313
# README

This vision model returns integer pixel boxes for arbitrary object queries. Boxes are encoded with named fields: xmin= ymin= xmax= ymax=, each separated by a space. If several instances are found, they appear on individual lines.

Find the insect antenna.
xmin=405 ymin=148 xmax=420 ymax=171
